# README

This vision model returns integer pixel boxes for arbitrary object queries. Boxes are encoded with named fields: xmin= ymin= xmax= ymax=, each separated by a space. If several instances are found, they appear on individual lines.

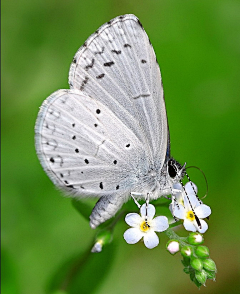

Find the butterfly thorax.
xmin=133 ymin=158 xmax=185 ymax=200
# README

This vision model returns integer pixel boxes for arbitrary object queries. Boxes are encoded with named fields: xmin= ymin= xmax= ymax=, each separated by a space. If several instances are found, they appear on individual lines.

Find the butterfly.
xmin=35 ymin=14 xmax=186 ymax=229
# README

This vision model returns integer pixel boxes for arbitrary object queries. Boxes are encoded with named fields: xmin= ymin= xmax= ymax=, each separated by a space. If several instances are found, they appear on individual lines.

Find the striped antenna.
xmin=180 ymin=179 xmax=202 ymax=229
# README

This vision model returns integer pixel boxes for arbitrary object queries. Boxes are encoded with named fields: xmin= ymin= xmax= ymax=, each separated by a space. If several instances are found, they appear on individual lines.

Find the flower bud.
xmin=202 ymin=259 xmax=217 ymax=272
xmin=188 ymin=232 xmax=204 ymax=245
xmin=204 ymin=269 xmax=216 ymax=280
xmin=190 ymin=258 xmax=203 ymax=271
xmin=195 ymin=270 xmax=207 ymax=285
xmin=195 ymin=246 xmax=210 ymax=258
xmin=166 ymin=240 xmax=180 ymax=254
xmin=181 ymin=246 xmax=192 ymax=258
xmin=91 ymin=241 xmax=103 ymax=253
xmin=91 ymin=230 xmax=112 ymax=253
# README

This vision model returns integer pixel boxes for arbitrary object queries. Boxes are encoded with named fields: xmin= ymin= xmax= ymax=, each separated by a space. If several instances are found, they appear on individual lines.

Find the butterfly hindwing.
xmin=35 ymin=89 xmax=148 ymax=198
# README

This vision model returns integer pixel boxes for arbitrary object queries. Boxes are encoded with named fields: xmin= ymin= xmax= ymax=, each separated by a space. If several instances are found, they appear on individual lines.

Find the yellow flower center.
xmin=140 ymin=221 xmax=151 ymax=232
xmin=186 ymin=211 xmax=195 ymax=221
xmin=179 ymin=197 xmax=184 ymax=206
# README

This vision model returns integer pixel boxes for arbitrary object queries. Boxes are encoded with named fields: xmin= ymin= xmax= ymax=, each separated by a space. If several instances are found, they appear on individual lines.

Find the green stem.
xmin=164 ymin=227 xmax=188 ymax=247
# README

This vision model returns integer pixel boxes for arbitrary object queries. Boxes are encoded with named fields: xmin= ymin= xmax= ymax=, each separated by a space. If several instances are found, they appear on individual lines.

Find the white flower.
xmin=172 ymin=185 xmax=211 ymax=234
xmin=167 ymin=240 xmax=180 ymax=254
xmin=170 ymin=182 xmax=198 ymax=214
xmin=124 ymin=203 xmax=169 ymax=249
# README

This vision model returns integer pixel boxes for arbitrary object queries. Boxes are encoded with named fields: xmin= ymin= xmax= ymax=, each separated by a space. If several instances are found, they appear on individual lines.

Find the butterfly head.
xmin=167 ymin=158 xmax=186 ymax=183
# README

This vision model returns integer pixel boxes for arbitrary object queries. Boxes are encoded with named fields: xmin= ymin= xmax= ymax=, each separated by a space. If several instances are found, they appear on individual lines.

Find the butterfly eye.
xmin=168 ymin=160 xmax=178 ymax=178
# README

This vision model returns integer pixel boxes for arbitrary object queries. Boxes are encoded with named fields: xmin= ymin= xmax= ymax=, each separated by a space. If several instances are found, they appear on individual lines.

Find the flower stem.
xmin=164 ymin=228 xmax=188 ymax=247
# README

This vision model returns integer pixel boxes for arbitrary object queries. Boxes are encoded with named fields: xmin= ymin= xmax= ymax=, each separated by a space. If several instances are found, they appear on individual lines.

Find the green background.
xmin=2 ymin=0 xmax=240 ymax=293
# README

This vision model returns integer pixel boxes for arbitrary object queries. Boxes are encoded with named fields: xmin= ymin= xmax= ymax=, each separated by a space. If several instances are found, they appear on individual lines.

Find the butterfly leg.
xmin=130 ymin=192 xmax=142 ymax=208
xmin=89 ymin=194 xmax=128 ymax=229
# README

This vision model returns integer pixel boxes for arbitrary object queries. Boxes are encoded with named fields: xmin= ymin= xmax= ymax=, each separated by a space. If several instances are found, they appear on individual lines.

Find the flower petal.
xmin=143 ymin=231 xmax=159 ymax=249
xmin=172 ymin=183 xmax=183 ymax=195
xmin=123 ymin=228 xmax=143 ymax=244
xmin=151 ymin=216 xmax=169 ymax=232
xmin=195 ymin=205 xmax=211 ymax=219
xmin=173 ymin=204 xmax=185 ymax=219
xmin=183 ymin=193 xmax=198 ymax=210
xmin=183 ymin=219 xmax=197 ymax=232
xmin=196 ymin=219 xmax=208 ymax=234
xmin=140 ymin=203 xmax=155 ymax=219
xmin=185 ymin=182 xmax=198 ymax=195
xmin=125 ymin=213 xmax=142 ymax=227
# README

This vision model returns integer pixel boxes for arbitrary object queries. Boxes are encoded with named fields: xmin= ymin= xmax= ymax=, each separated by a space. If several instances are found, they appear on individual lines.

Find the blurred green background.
xmin=2 ymin=0 xmax=240 ymax=293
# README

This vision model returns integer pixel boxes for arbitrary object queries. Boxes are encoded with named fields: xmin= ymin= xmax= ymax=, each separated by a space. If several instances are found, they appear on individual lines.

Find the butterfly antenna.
xmin=186 ymin=166 xmax=208 ymax=199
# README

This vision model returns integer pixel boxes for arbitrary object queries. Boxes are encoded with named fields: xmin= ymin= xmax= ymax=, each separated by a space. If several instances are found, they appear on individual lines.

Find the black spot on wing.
xmin=141 ymin=59 xmax=147 ymax=63
xmin=124 ymin=44 xmax=131 ymax=48
xmin=104 ymin=61 xmax=114 ymax=67
xmin=111 ymin=49 xmax=121 ymax=55
xmin=96 ymin=73 xmax=105 ymax=79
xmin=99 ymin=182 xmax=103 ymax=189
xmin=73 ymin=58 xmax=77 ymax=64
xmin=80 ymin=76 xmax=89 ymax=90
xmin=85 ymin=59 xmax=95 ymax=71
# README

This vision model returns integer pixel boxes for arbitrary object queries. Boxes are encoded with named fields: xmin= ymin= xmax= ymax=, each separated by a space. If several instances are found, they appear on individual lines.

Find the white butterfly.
xmin=35 ymin=14 xmax=185 ymax=229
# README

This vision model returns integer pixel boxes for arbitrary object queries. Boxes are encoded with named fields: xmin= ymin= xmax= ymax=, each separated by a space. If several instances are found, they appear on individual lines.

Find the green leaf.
xmin=72 ymin=199 xmax=93 ymax=221
xmin=47 ymin=242 xmax=116 ymax=294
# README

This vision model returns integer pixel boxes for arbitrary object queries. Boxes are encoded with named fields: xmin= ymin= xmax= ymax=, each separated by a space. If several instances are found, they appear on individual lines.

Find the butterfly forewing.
xmin=69 ymin=14 xmax=168 ymax=170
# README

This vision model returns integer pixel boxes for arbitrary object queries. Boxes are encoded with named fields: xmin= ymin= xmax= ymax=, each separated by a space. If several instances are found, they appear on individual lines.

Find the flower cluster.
xmin=180 ymin=233 xmax=216 ymax=287
xmin=165 ymin=232 xmax=216 ymax=287
xmin=92 ymin=181 xmax=215 ymax=288
xmin=124 ymin=181 xmax=211 ymax=249
xmin=121 ymin=182 xmax=217 ymax=287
